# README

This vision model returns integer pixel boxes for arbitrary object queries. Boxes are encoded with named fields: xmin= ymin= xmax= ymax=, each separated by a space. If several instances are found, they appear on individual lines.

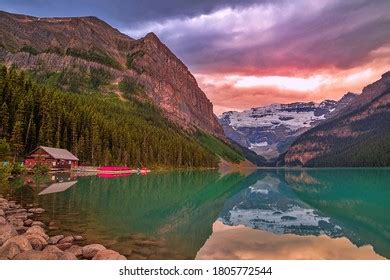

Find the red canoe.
xmin=97 ymin=173 xmax=132 ymax=179
xmin=97 ymin=166 xmax=131 ymax=171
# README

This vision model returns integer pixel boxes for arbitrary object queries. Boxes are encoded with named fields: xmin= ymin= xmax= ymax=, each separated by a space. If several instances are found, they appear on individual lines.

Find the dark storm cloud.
xmin=2 ymin=0 xmax=388 ymax=74
xmin=1 ymin=0 xmax=263 ymax=26
xmin=155 ymin=0 xmax=390 ymax=74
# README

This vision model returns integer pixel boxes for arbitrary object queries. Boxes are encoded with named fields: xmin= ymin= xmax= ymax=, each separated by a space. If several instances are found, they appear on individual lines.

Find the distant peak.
xmin=337 ymin=92 xmax=358 ymax=103
xmin=145 ymin=32 xmax=158 ymax=38
xmin=343 ymin=92 xmax=358 ymax=98
xmin=144 ymin=32 xmax=160 ymax=42
xmin=382 ymin=71 xmax=390 ymax=78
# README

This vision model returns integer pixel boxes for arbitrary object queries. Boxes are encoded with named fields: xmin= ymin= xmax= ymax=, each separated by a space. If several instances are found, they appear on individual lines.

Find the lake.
xmin=0 ymin=168 xmax=389 ymax=260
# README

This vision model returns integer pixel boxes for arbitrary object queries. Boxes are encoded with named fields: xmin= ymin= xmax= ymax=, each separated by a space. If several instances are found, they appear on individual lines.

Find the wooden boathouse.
xmin=24 ymin=146 xmax=79 ymax=170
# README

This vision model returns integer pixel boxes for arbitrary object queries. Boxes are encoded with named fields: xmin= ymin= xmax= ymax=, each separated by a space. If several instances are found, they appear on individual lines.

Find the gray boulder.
xmin=73 ymin=235 xmax=84 ymax=241
xmin=23 ymin=233 xmax=48 ymax=251
xmin=43 ymin=245 xmax=64 ymax=258
xmin=2 ymin=235 xmax=32 ymax=252
xmin=31 ymin=221 xmax=46 ymax=227
xmin=24 ymin=219 xmax=33 ymax=226
xmin=28 ymin=208 xmax=45 ymax=214
xmin=58 ymin=236 xmax=75 ymax=244
xmin=0 ymin=224 xmax=18 ymax=244
xmin=56 ymin=242 xmax=73 ymax=251
xmin=48 ymin=235 xmax=64 ymax=245
xmin=59 ymin=252 xmax=77 ymax=260
xmin=26 ymin=226 xmax=49 ymax=241
xmin=0 ymin=242 xmax=21 ymax=259
xmin=13 ymin=250 xmax=58 ymax=260
xmin=65 ymin=245 xmax=83 ymax=257
xmin=92 ymin=249 xmax=126 ymax=260
xmin=43 ymin=245 xmax=76 ymax=260
xmin=82 ymin=244 xmax=106 ymax=259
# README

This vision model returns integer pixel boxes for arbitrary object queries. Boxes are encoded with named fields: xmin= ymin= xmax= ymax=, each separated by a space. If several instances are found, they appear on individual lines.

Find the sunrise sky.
xmin=2 ymin=0 xmax=390 ymax=114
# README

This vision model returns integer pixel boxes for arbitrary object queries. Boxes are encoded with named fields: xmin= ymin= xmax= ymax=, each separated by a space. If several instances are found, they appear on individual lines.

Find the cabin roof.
xmin=30 ymin=146 xmax=79 ymax=161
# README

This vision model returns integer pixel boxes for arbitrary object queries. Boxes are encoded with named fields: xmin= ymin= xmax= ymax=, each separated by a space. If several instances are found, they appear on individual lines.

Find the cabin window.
xmin=69 ymin=161 xmax=72 ymax=164
xmin=52 ymin=162 xmax=56 ymax=166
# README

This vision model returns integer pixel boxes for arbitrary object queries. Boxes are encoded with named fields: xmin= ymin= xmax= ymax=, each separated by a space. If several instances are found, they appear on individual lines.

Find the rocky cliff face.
xmin=0 ymin=11 xmax=224 ymax=138
xmin=128 ymin=33 xmax=224 ymax=136
xmin=219 ymin=96 xmax=356 ymax=160
xmin=284 ymin=72 xmax=390 ymax=167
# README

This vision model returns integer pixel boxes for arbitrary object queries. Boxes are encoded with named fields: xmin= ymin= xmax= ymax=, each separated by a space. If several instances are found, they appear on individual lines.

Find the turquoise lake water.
xmin=1 ymin=169 xmax=389 ymax=259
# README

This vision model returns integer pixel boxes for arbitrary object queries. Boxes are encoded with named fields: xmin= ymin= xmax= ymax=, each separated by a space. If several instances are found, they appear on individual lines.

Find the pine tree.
xmin=90 ymin=116 xmax=101 ymax=165
xmin=0 ymin=65 xmax=7 ymax=95
xmin=10 ymin=120 xmax=24 ymax=161
xmin=0 ymin=138 xmax=11 ymax=161
xmin=0 ymin=102 xmax=9 ymax=138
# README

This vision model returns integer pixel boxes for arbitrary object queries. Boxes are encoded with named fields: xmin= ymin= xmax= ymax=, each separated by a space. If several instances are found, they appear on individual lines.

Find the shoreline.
xmin=0 ymin=195 xmax=126 ymax=260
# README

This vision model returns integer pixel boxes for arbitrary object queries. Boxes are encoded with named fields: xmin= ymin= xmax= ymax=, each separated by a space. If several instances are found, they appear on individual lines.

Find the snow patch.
xmin=226 ymin=103 xmax=328 ymax=130
xmin=250 ymin=141 xmax=268 ymax=149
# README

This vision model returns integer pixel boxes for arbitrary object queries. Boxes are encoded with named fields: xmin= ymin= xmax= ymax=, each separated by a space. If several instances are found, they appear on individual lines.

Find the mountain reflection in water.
xmin=1 ymin=168 xmax=389 ymax=259
xmin=196 ymin=221 xmax=384 ymax=260
xmin=217 ymin=169 xmax=390 ymax=259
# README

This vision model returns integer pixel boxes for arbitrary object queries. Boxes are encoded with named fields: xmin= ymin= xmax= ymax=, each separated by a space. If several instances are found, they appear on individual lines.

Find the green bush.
xmin=0 ymin=163 xmax=12 ymax=180
xmin=43 ymin=47 xmax=64 ymax=55
xmin=126 ymin=53 xmax=135 ymax=69
xmin=118 ymin=78 xmax=144 ymax=98
xmin=89 ymin=68 xmax=112 ymax=89
xmin=20 ymin=46 xmax=39 ymax=55
xmin=33 ymin=163 xmax=49 ymax=174
xmin=11 ymin=163 xmax=26 ymax=175
xmin=66 ymin=48 xmax=121 ymax=69
xmin=26 ymin=67 xmax=113 ymax=93
xmin=126 ymin=52 xmax=144 ymax=74
xmin=0 ymin=138 xmax=11 ymax=161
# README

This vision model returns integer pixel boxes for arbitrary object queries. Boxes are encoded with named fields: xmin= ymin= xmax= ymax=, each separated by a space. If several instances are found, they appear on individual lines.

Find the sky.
xmin=2 ymin=0 xmax=390 ymax=114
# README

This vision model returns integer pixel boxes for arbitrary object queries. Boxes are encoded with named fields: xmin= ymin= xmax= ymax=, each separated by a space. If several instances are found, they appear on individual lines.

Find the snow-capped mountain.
xmin=219 ymin=93 xmax=357 ymax=160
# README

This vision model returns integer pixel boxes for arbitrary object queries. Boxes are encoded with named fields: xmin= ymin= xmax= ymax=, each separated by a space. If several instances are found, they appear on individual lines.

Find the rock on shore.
xmin=0 ymin=197 xmax=126 ymax=260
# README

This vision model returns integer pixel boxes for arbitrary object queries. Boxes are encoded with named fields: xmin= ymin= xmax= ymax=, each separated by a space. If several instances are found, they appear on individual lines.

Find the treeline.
xmin=27 ymin=67 xmax=113 ymax=93
xmin=0 ymin=65 xmax=219 ymax=168
xmin=18 ymin=45 xmax=122 ymax=70
xmin=293 ymin=107 xmax=390 ymax=167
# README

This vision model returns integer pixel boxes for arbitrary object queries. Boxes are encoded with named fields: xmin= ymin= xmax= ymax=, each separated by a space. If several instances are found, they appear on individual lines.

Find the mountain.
xmin=219 ymin=95 xmax=357 ymax=161
xmin=284 ymin=72 xmax=390 ymax=167
xmin=0 ymin=10 xmax=224 ymax=138
xmin=0 ymin=11 xmax=246 ymax=167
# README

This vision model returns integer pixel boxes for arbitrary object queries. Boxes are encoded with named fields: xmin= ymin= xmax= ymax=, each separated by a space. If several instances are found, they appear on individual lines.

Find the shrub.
xmin=0 ymin=138 xmax=11 ymax=162
xmin=118 ymin=78 xmax=144 ymax=98
xmin=126 ymin=53 xmax=135 ymax=69
xmin=19 ymin=46 xmax=39 ymax=55
xmin=89 ymin=67 xmax=112 ymax=89
xmin=0 ymin=163 xmax=12 ymax=180
xmin=66 ymin=48 xmax=121 ymax=69
xmin=33 ymin=163 xmax=49 ymax=174
xmin=43 ymin=47 xmax=64 ymax=55
xmin=11 ymin=163 xmax=26 ymax=175
xmin=126 ymin=51 xmax=144 ymax=74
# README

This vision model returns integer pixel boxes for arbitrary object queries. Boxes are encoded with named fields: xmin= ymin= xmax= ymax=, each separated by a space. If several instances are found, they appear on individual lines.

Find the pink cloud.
xmin=196 ymin=58 xmax=390 ymax=115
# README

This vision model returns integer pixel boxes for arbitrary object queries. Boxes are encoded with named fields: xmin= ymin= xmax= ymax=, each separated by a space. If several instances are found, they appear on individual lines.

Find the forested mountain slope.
xmin=0 ymin=66 xmax=222 ymax=167
xmin=284 ymin=72 xmax=390 ymax=167
xmin=0 ymin=10 xmax=224 ymax=138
